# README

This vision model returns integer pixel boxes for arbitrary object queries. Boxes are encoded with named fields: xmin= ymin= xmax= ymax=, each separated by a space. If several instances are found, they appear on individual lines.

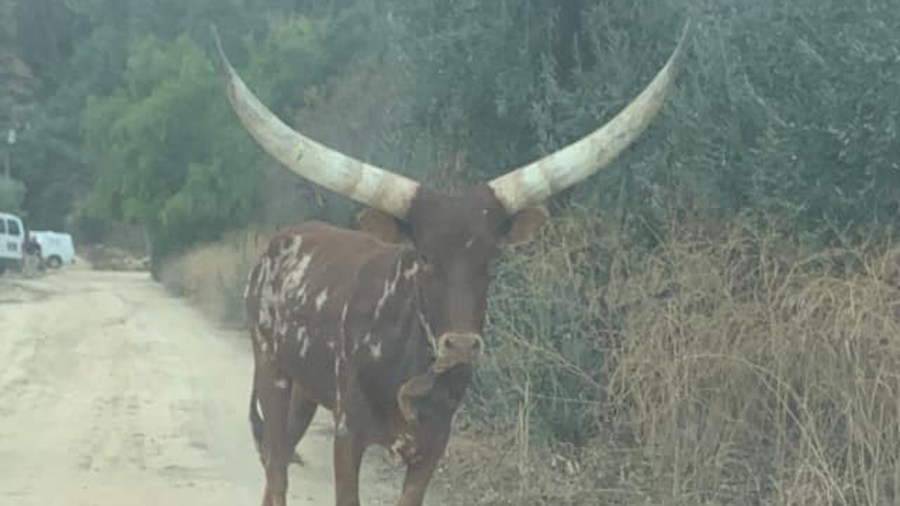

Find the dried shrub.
xmin=447 ymin=215 xmax=900 ymax=506
xmin=158 ymin=228 xmax=270 ymax=325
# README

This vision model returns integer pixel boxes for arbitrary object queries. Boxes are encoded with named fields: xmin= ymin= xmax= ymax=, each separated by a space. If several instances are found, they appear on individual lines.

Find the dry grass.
xmin=442 ymin=216 xmax=900 ymax=506
xmin=80 ymin=244 xmax=150 ymax=271
xmin=161 ymin=215 xmax=900 ymax=505
xmin=158 ymin=228 xmax=271 ymax=325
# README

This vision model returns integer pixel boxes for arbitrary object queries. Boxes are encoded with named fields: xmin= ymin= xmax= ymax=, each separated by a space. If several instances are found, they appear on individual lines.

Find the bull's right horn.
xmin=488 ymin=21 xmax=691 ymax=215
xmin=212 ymin=27 xmax=420 ymax=219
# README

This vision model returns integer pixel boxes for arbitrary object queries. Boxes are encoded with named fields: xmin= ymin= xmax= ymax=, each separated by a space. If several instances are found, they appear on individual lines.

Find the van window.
xmin=0 ymin=220 xmax=5 ymax=234
xmin=7 ymin=220 xmax=20 ymax=236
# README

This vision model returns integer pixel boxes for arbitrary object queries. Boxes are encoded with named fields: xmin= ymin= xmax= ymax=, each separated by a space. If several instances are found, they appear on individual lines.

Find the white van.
xmin=30 ymin=230 xmax=76 ymax=268
xmin=0 ymin=212 xmax=25 ymax=273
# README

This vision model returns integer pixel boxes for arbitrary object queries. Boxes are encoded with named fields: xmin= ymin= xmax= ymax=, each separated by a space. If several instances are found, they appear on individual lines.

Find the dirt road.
xmin=0 ymin=265 xmax=404 ymax=505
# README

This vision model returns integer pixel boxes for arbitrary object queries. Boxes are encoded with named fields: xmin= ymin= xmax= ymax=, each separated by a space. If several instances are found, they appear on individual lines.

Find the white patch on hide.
xmin=370 ymin=342 xmax=382 ymax=360
xmin=374 ymin=261 xmax=403 ymax=319
xmin=315 ymin=288 xmax=329 ymax=311
xmin=339 ymin=303 xmax=349 ymax=360
xmin=283 ymin=236 xmax=303 ymax=262
xmin=255 ymin=396 xmax=265 ymax=422
xmin=297 ymin=283 xmax=308 ymax=305
xmin=299 ymin=336 xmax=311 ymax=358
xmin=285 ymin=253 xmax=313 ymax=294
xmin=335 ymin=413 xmax=348 ymax=437
xmin=296 ymin=326 xmax=307 ymax=343
xmin=297 ymin=326 xmax=310 ymax=358
xmin=403 ymin=261 xmax=419 ymax=280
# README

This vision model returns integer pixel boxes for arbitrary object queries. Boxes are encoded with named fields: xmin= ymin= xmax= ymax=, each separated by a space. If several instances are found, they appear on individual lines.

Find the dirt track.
xmin=0 ymin=265 xmax=404 ymax=505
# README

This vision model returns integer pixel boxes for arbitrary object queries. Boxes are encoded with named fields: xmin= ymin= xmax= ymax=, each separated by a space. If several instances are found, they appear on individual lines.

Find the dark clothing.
xmin=24 ymin=237 xmax=41 ymax=256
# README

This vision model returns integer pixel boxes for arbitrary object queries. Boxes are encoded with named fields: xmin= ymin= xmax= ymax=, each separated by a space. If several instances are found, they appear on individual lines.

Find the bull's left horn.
xmin=488 ymin=21 xmax=691 ymax=215
xmin=212 ymin=27 xmax=419 ymax=219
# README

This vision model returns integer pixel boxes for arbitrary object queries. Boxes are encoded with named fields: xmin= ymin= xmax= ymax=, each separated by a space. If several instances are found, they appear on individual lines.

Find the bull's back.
xmin=245 ymin=221 xmax=400 ymax=325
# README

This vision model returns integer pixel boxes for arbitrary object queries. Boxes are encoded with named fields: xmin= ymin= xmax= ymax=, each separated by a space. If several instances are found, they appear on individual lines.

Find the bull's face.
xmin=355 ymin=184 xmax=549 ymax=371
xmin=408 ymin=188 xmax=501 ymax=369
xmin=213 ymin=23 xmax=689 ymax=371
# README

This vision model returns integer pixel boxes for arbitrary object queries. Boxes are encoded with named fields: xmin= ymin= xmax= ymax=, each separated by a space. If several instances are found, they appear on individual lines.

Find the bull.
xmin=214 ymin=20 xmax=689 ymax=506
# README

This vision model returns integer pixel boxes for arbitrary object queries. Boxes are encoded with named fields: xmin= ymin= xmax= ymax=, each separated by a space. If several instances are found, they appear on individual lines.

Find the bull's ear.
xmin=503 ymin=205 xmax=549 ymax=245
xmin=356 ymin=208 xmax=407 ymax=244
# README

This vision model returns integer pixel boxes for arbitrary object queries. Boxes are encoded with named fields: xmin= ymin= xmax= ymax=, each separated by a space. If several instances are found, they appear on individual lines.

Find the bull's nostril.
xmin=444 ymin=339 xmax=455 ymax=349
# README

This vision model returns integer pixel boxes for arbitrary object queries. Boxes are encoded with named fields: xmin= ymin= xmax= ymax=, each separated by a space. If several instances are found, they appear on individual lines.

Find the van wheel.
xmin=46 ymin=256 xmax=62 ymax=269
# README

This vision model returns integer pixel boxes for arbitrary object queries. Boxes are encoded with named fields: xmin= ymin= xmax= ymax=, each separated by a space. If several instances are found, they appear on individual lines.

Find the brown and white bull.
xmin=214 ymin=22 xmax=689 ymax=506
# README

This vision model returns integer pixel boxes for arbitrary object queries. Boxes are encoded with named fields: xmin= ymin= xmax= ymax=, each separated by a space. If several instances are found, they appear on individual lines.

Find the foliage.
xmin=0 ymin=176 xmax=26 ymax=213
xmin=83 ymin=34 xmax=260 ymax=266
xmin=76 ymin=5 xmax=379 ymax=266
xmin=668 ymin=0 xmax=900 ymax=245
xmin=6 ymin=0 xmax=898 ymax=248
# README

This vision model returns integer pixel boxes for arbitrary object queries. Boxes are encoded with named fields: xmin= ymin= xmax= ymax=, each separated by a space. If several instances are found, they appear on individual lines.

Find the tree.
xmin=82 ymin=16 xmax=337 ymax=270
xmin=83 ymin=35 xmax=259 ymax=266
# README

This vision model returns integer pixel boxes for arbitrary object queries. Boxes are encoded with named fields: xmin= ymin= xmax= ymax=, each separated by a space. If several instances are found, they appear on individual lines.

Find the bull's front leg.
xmin=333 ymin=369 xmax=367 ymax=506
xmin=396 ymin=422 xmax=451 ymax=506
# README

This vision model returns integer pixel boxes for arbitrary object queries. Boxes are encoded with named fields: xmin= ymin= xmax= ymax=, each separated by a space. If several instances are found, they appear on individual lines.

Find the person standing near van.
xmin=22 ymin=232 xmax=42 ymax=277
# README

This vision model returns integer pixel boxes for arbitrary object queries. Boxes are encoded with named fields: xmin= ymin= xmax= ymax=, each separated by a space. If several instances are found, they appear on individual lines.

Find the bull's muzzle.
xmin=396 ymin=332 xmax=485 ymax=424
xmin=433 ymin=332 xmax=484 ymax=372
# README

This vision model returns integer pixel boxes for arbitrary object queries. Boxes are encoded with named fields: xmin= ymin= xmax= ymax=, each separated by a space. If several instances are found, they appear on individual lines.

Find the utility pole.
xmin=4 ymin=128 xmax=15 ymax=180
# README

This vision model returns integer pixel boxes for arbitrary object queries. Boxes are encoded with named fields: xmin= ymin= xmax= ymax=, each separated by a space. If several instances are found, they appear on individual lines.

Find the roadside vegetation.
xmin=162 ymin=210 xmax=900 ymax=505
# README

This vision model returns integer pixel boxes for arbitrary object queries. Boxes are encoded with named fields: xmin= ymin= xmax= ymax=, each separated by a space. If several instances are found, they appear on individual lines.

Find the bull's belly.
xmin=272 ymin=338 xmax=338 ymax=410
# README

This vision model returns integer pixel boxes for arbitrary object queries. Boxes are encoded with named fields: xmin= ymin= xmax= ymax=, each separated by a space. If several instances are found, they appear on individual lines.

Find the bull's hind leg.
xmin=256 ymin=366 xmax=294 ymax=506
xmin=286 ymin=384 xmax=318 ymax=465
xmin=250 ymin=382 xmax=314 ymax=467
xmin=333 ymin=428 xmax=366 ymax=506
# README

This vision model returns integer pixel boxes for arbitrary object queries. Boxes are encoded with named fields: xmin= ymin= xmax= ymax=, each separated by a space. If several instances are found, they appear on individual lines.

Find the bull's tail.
xmin=248 ymin=382 xmax=305 ymax=466
xmin=249 ymin=385 xmax=265 ymax=456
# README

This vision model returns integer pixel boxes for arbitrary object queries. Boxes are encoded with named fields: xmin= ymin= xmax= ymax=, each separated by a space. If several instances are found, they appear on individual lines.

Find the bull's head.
xmin=214 ymin=23 xmax=689 ymax=372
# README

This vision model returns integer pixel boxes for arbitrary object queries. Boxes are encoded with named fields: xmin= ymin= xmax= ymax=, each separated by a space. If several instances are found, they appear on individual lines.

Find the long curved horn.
xmin=212 ymin=28 xmax=419 ymax=219
xmin=488 ymin=21 xmax=691 ymax=214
